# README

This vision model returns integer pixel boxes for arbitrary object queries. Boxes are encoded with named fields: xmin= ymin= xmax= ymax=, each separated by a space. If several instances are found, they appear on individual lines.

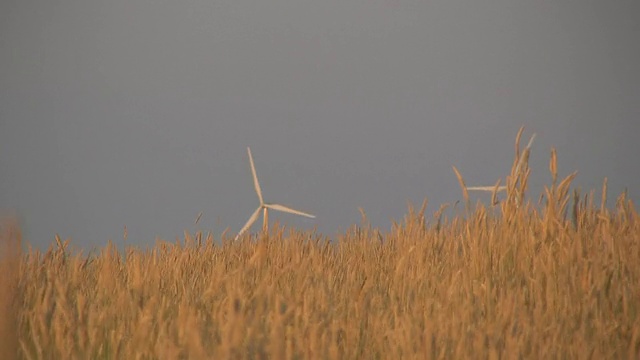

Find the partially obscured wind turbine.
xmin=466 ymin=132 xmax=536 ymax=193
xmin=235 ymin=147 xmax=315 ymax=240
xmin=453 ymin=131 xmax=536 ymax=207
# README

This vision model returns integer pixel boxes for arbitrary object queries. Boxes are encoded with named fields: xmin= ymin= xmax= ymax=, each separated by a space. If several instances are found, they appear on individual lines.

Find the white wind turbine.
xmin=235 ymin=147 xmax=315 ymax=240
xmin=453 ymin=131 xmax=536 ymax=207
xmin=465 ymin=132 xmax=536 ymax=193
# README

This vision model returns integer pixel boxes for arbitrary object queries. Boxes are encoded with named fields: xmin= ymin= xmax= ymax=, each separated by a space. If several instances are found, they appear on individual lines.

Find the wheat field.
xmin=1 ymin=135 xmax=639 ymax=359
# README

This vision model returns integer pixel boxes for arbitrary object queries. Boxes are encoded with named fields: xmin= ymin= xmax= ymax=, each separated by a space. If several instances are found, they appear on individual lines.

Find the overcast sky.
xmin=1 ymin=0 xmax=638 ymax=250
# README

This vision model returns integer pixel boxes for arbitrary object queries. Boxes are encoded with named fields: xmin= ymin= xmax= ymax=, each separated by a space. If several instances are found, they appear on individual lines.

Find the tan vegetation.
xmin=0 ymin=216 xmax=21 ymax=360
xmin=2 ymin=132 xmax=639 ymax=359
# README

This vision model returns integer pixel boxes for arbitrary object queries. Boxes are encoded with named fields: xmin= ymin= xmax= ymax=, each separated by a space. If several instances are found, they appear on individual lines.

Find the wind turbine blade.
xmin=265 ymin=203 xmax=316 ymax=218
xmin=235 ymin=207 xmax=262 ymax=240
xmin=263 ymin=207 xmax=269 ymax=233
xmin=247 ymin=147 xmax=264 ymax=205
xmin=467 ymin=186 xmax=507 ymax=192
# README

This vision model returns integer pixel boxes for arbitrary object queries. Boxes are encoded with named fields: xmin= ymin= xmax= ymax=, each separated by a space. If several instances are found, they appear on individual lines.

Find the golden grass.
xmin=3 ymin=135 xmax=640 ymax=359
xmin=0 ymin=217 xmax=21 ymax=360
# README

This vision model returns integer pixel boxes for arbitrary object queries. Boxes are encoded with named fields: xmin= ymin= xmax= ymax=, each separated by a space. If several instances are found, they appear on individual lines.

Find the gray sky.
xmin=1 ymin=0 xmax=639 ymax=250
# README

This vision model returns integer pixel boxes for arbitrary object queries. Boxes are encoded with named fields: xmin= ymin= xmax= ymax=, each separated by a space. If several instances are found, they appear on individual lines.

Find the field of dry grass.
xmin=1 ymin=134 xmax=639 ymax=359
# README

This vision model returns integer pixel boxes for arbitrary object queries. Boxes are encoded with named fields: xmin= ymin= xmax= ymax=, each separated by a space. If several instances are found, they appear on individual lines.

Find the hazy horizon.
xmin=2 ymin=0 xmax=638 ymax=250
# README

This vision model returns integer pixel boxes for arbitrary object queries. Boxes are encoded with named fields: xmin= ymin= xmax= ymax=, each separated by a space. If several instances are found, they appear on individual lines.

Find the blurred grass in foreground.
xmin=3 ymin=135 xmax=639 ymax=359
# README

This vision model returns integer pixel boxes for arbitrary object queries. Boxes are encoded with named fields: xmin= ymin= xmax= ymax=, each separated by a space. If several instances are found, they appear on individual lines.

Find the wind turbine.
xmin=235 ymin=147 xmax=315 ymax=240
xmin=453 ymin=130 xmax=536 ymax=206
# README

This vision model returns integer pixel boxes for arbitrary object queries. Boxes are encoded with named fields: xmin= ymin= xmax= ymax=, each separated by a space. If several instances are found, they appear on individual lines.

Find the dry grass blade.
xmin=491 ymin=179 xmax=503 ymax=206
xmin=55 ymin=234 xmax=63 ymax=251
xmin=557 ymin=172 xmax=578 ymax=196
xmin=358 ymin=207 xmax=368 ymax=225
xmin=452 ymin=166 xmax=470 ymax=211
xmin=512 ymin=133 xmax=536 ymax=179
xmin=601 ymin=177 xmax=608 ymax=213
xmin=514 ymin=126 xmax=525 ymax=161
xmin=418 ymin=198 xmax=428 ymax=219
xmin=550 ymin=148 xmax=558 ymax=185
xmin=524 ymin=132 xmax=536 ymax=151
